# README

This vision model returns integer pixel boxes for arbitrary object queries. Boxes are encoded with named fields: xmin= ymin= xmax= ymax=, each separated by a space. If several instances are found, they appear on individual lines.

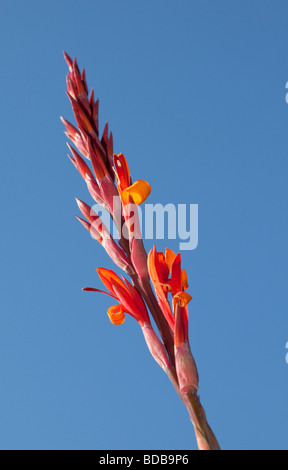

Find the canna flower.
xmin=93 ymin=267 xmax=150 ymax=326
xmin=147 ymin=247 xmax=174 ymax=330
xmin=148 ymin=246 xmax=197 ymax=392
xmin=113 ymin=153 xmax=151 ymax=206
xmin=84 ymin=268 xmax=170 ymax=370
xmin=147 ymin=246 xmax=191 ymax=330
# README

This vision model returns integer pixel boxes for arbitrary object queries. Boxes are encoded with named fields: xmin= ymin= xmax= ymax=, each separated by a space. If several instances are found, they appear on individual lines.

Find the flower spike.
xmin=62 ymin=53 xmax=220 ymax=451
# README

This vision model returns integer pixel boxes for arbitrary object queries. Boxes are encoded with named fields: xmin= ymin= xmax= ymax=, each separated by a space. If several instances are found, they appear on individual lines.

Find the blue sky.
xmin=0 ymin=0 xmax=287 ymax=450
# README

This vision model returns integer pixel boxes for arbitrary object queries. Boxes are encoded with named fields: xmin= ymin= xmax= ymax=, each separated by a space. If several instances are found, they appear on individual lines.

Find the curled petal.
xmin=107 ymin=305 xmax=125 ymax=325
xmin=121 ymin=180 xmax=151 ymax=206
xmin=173 ymin=291 xmax=192 ymax=308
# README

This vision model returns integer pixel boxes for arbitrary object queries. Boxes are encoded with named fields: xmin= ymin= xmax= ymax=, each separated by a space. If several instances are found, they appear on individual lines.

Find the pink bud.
xmin=130 ymin=238 xmax=149 ymax=280
xmin=174 ymin=341 xmax=199 ymax=393
xmin=142 ymin=323 xmax=171 ymax=371
xmin=63 ymin=50 xmax=73 ymax=70
xmin=86 ymin=176 xmax=104 ymax=206
xmin=99 ymin=175 xmax=119 ymax=215
xmin=101 ymin=236 xmax=131 ymax=273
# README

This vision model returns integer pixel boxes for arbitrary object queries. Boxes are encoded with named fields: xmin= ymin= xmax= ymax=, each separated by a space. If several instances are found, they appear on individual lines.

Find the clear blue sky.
xmin=0 ymin=0 xmax=287 ymax=450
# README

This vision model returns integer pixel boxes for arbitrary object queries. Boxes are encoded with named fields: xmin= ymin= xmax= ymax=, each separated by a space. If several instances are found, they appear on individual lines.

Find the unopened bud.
xmin=142 ymin=323 xmax=171 ymax=371
xmin=175 ymin=341 xmax=199 ymax=393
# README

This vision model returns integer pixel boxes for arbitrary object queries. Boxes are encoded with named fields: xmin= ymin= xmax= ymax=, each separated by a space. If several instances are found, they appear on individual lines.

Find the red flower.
xmin=84 ymin=268 xmax=150 ymax=327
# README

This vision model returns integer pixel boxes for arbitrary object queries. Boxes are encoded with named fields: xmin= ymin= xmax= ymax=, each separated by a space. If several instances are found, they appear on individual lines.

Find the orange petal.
xmin=181 ymin=269 xmax=189 ymax=290
xmin=173 ymin=291 xmax=192 ymax=308
xmin=155 ymin=252 xmax=169 ymax=284
xmin=121 ymin=180 xmax=151 ymax=205
xmin=107 ymin=304 xmax=125 ymax=325
xmin=165 ymin=248 xmax=177 ymax=274
xmin=170 ymin=253 xmax=182 ymax=296
xmin=96 ymin=268 xmax=127 ymax=294
xmin=147 ymin=248 xmax=174 ymax=330
xmin=113 ymin=153 xmax=131 ymax=192
xmin=174 ymin=304 xmax=189 ymax=347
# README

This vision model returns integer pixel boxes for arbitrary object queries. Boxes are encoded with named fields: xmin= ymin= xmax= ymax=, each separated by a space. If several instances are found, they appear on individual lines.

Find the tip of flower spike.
xmin=73 ymin=56 xmax=81 ymax=75
xmin=63 ymin=51 xmax=73 ymax=70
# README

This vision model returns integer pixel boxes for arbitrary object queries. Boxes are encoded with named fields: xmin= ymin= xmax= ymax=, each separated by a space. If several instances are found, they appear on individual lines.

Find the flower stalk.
xmin=61 ymin=51 xmax=220 ymax=450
